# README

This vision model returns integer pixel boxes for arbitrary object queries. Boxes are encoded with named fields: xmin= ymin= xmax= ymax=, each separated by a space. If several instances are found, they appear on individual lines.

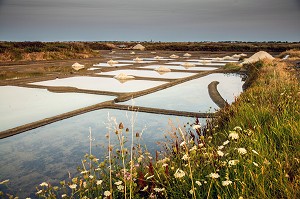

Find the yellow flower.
xmin=217 ymin=150 xmax=224 ymax=157
xmin=96 ymin=180 xmax=103 ymax=185
xmin=228 ymin=159 xmax=239 ymax=166
xmin=195 ymin=181 xmax=202 ymax=186
xmin=237 ymin=148 xmax=247 ymax=155
xmin=228 ymin=131 xmax=239 ymax=140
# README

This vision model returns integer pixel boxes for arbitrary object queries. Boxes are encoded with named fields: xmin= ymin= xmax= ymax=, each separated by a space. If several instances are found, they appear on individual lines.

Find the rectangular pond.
xmin=139 ymin=64 xmax=219 ymax=71
xmin=187 ymin=59 xmax=239 ymax=63
xmin=93 ymin=63 xmax=132 ymax=67
xmin=0 ymin=86 xmax=115 ymax=132
xmin=0 ymin=109 xmax=203 ymax=198
xmin=119 ymin=73 xmax=244 ymax=113
xmin=30 ymin=76 xmax=167 ymax=93
xmin=142 ymin=57 xmax=174 ymax=61
xmin=165 ymin=61 xmax=226 ymax=66
xmin=98 ymin=69 xmax=196 ymax=79
xmin=116 ymin=60 xmax=157 ymax=64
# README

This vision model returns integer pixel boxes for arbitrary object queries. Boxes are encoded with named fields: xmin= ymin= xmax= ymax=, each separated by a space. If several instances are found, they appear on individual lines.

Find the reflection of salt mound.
xmin=154 ymin=56 xmax=163 ymax=60
xmin=242 ymin=51 xmax=274 ymax=64
xmin=109 ymin=51 xmax=116 ymax=54
xmin=113 ymin=73 xmax=135 ymax=80
xmin=130 ymin=51 xmax=135 ymax=54
xmin=154 ymin=66 xmax=171 ymax=72
xmin=170 ymin=54 xmax=179 ymax=58
xmin=133 ymin=57 xmax=143 ymax=63
xmin=181 ymin=62 xmax=195 ymax=67
xmin=72 ymin=62 xmax=85 ymax=71
xmin=107 ymin=59 xmax=119 ymax=66
xmin=223 ymin=56 xmax=233 ymax=60
xmin=183 ymin=53 xmax=191 ymax=57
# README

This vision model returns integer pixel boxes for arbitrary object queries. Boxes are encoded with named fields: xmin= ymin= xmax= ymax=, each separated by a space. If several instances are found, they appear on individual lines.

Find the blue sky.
xmin=0 ymin=0 xmax=299 ymax=42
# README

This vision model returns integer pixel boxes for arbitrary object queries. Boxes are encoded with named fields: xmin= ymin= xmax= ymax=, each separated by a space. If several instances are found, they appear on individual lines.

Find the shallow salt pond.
xmin=187 ymin=59 xmax=239 ymax=63
xmin=165 ymin=61 xmax=226 ymax=66
xmin=0 ymin=86 xmax=114 ymax=132
xmin=116 ymin=60 xmax=157 ymax=64
xmin=30 ymin=76 xmax=167 ymax=93
xmin=92 ymin=63 xmax=132 ymax=67
xmin=142 ymin=57 xmax=174 ymax=61
xmin=0 ymin=109 xmax=201 ymax=198
xmin=98 ymin=69 xmax=196 ymax=79
xmin=139 ymin=64 xmax=219 ymax=71
xmin=120 ymin=73 xmax=244 ymax=113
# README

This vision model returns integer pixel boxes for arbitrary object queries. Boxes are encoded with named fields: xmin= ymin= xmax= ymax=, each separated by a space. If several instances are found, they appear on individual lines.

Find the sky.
xmin=0 ymin=0 xmax=299 ymax=42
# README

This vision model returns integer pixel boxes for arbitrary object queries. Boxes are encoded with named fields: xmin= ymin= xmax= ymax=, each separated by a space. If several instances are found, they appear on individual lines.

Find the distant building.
xmin=132 ymin=44 xmax=145 ymax=51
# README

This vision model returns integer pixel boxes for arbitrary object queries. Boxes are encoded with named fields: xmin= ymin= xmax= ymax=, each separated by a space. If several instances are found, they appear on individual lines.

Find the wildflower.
xmin=96 ymin=180 xmax=103 ymax=185
xmin=237 ymin=148 xmax=247 ymax=155
xmin=218 ymin=145 xmax=224 ymax=150
xmin=104 ymin=190 xmax=111 ymax=196
xmin=83 ymin=182 xmax=87 ymax=188
xmin=223 ymin=140 xmax=230 ymax=145
xmin=174 ymin=169 xmax=185 ymax=178
xmin=217 ymin=150 xmax=224 ymax=157
xmin=253 ymin=162 xmax=259 ymax=167
xmin=40 ymin=182 xmax=48 ymax=187
xmin=206 ymin=173 xmax=220 ymax=179
xmin=180 ymin=141 xmax=186 ymax=147
xmin=141 ymin=186 xmax=148 ymax=191
xmin=252 ymin=150 xmax=259 ymax=155
xmin=182 ymin=154 xmax=189 ymax=160
xmin=115 ymin=180 xmax=123 ymax=185
xmin=69 ymin=184 xmax=77 ymax=189
xmin=189 ymin=189 xmax=194 ymax=194
xmin=228 ymin=131 xmax=239 ymax=140
xmin=263 ymin=159 xmax=271 ymax=165
xmin=199 ymin=143 xmax=204 ymax=147
xmin=36 ymin=190 xmax=42 ymax=194
xmin=62 ymin=194 xmax=67 ymax=198
xmin=81 ymin=170 xmax=88 ymax=174
xmin=117 ymin=185 xmax=124 ymax=191
xmin=193 ymin=125 xmax=201 ymax=129
xmin=195 ymin=181 xmax=202 ymax=186
xmin=228 ymin=160 xmax=239 ymax=166
xmin=0 ymin=179 xmax=9 ymax=184
xmin=154 ymin=187 xmax=165 ymax=192
xmin=222 ymin=180 xmax=232 ymax=186
xmin=89 ymin=175 xmax=94 ymax=179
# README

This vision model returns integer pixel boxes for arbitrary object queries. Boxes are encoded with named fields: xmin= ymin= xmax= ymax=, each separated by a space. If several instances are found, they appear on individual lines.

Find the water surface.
xmin=0 ymin=86 xmax=114 ymax=131
xmin=30 ymin=76 xmax=167 ymax=93
xmin=120 ymin=73 xmax=244 ymax=112
xmin=0 ymin=109 xmax=201 ymax=198
xmin=98 ymin=69 xmax=196 ymax=79
xmin=139 ymin=65 xmax=218 ymax=71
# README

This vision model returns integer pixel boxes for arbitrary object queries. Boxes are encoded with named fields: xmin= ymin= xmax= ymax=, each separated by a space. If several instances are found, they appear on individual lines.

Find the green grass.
xmin=1 ymin=60 xmax=299 ymax=199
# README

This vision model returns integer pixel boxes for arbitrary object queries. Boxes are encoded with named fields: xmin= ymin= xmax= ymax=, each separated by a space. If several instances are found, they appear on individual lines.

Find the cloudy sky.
xmin=0 ymin=0 xmax=299 ymax=42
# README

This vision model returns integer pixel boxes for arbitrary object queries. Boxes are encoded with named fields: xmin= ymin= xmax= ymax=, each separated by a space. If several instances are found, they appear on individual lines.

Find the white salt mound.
xmin=107 ymin=60 xmax=119 ymax=66
xmin=170 ymin=54 xmax=179 ymax=58
xmin=114 ymin=73 xmax=135 ymax=80
xmin=154 ymin=56 xmax=163 ymax=60
xmin=232 ymin=54 xmax=241 ymax=58
xmin=133 ymin=57 xmax=143 ymax=63
xmin=201 ymin=60 xmax=211 ymax=64
xmin=72 ymin=62 xmax=85 ymax=71
xmin=151 ymin=51 xmax=157 ymax=54
xmin=223 ymin=56 xmax=233 ymax=60
xmin=130 ymin=51 xmax=135 ymax=54
xmin=242 ymin=51 xmax=274 ymax=64
xmin=183 ymin=53 xmax=191 ymax=57
xmin=154 ymin=66 xmax=171 ymax=72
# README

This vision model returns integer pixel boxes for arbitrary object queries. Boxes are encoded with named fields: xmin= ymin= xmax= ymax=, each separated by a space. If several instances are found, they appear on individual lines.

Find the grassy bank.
xmin=1 ymin=60 xmax=299 ymax=198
